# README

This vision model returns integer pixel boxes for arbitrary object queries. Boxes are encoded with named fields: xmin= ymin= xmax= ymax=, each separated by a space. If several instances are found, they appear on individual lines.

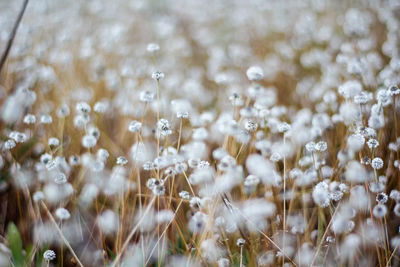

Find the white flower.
xmin=277 ymin=122 xmax=291 ymax=133
xmin=4 ymin=140 xmax=16 ymax=150
xmin=48 ymin=137 xmax=60 ymax=147
xmin=146 ymin=43 xmax=160 ymax=53
xmin=315 ymin=141 xmax=327 ymax=151
xmin=177 ymin=111 xmax=189 ymax=118
xmin=97 ymin=210 xmax=118 ymax=235
xmin=312 ymin=181 xmax=330 ymax=207
xmin=152 ymin=71 xmax=165 ymax=81
xmin=389 ymin=85 xmax=400 ymax=96
xmin=54 ymin=172 xmax=67 ymax=184
xmin=157 ymin=118 xmax=172 ymax=136
xmin=338 ymin=80 xmax=362 ymax=98
xmin=97 ymin=149 xmax=109 ymax=162
xmin=179 ymin=191 xmax=190 ymax=199
xmin=55 ymin=208 xmax=71 ymax=220
xmin=371 ymin=157 xmax=384 ymax=169
xmin=82 ymin=135 xmax=97 ymax=148
xmin=305 ymin=141 xmax=316 ymax=152
xmin=236 ymin=238 xmax=245 ymax=247
xmin=23 ymin=114 xmax=36 ymax=124
xmin=139 ymin=91 xmax=155 ymax=102
xmin=340 ymin=102 xmax=360 ymax=125
xmin=40 ymin=114 xmax=52 ymax=124
xmin=57 ymin=104 xmax=70 ymax=117
xmin=33 ymin=191 xmax=45 ymax=202
xmin=367 ymin=139 xmax=379 ymax=149
xmin=43 ymin=250 xmax=56 ymax=261
xmin=347 ymin=134 xmax=365 ymax=152
xmin=9 ymin=131 xmax=27 ymax=143
xmin=345 ymin=161 xmax=369 ymax=183
xmin=128 ymin=120 xmax=142 ymax=132
xmin=94 ymin=101 xmax=109 ymax=113
xmin=373 ymin=204 xmax=387 ymax=218
xmin=76 ymin=102 xmax=91 ymax=113
xmin=246 ymin=66 xmax=264 ymax=81
xmin=116 ymin=156 xmax=128 ymax=165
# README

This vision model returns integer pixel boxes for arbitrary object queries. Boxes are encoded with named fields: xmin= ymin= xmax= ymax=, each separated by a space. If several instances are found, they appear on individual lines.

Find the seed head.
xmin=389 ymin=85 xmax=400 ymax=96
xmin=54 ymin=172 xmax=67 ymax=184
xmin=338 ymin=80 xmax=362 ymax=99
xmin=244 ymin=120 xmax=258 ymax=132
xmin=394 ymin=203 xmax=400 ymax=217
xmin=246 ymin=66 xmax=264 ymax=81
xmin=48 ymin=137 xmax=60 ymax=147
xmin=312 ymin=181 xmax=330 ymax=208
xmin=97 ymin=148 xmax=109 ymax=162
xmin=152 ymin=71 xmax=165 ymax=81
xmin=57 ymin=104 xmax=70 ymax=118
xmin=157 ymin=118 xmax=172 ymax=136
xmin=373 ymin=204 xmax=387 ymax=218
xmin=371 ymin=157 xmax=384 ymax=169
xmin=40 ymin=114 xmax=52 ymax=124
xmin=376 ymin=192 xmax=388 ymax=204
xmin=128 ymin=120 xmax=142 ymax=132
xmin=305 ymin=141 xmax=316 ymax=152
xmin=147 ymin=43 xmax=160 ymax=53
xmin=76 ymin=102 xmax=91 ymax=114
xmin=179 ymin=190 xmax=190 ymax=199
xmin=82 ymin=135 xmax=97 ymax=148
xmin=43 ymin=250 xmax=56 ymax=261
xmin=139 ymin=91 xmax=155 ymax=102
xmin=177 ymin=111 xmax=189 ymax=118
xmin=315 ymin=141 xmax=327 ymax=151
xmin=33 ymin=191 xmax=45 ymax=202
xmin=236 ymin=238 xmax=245 ymax=247
xmin=23 ymin=114 xmax=36 ymax=124
xmin=4 ymin=139 xmax=16 ymax=150
xmin=116 ymin=156 xmax=128 ymax=165
xmin=229 ymin=93 xmax=244 ymax=106
xmin=69 ymin=155 xmax=80 ymax=166
xmin=367 ymin=139 xmax=379 ymax=149
xmin=55 ymin=207 xmax=71 ymax=220
xmin=94 ymin=101 xmax=109 ymax=113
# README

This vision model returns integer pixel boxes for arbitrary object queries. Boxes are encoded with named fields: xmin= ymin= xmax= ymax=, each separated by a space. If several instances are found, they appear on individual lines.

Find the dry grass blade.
xmin=111 ymin=196 xmax=156 ymax=267
xmin=0 ymin=0 xmax=29 ymax=73
xmin=40 ymin=201 xmax=84 ymax=267
xmin=226 ymin=201 xmax=299 ymax=267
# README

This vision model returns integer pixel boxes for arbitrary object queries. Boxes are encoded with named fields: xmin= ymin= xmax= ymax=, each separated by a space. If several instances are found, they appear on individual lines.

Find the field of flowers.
xmin=0 ymin=0 xmax=400 ymax=266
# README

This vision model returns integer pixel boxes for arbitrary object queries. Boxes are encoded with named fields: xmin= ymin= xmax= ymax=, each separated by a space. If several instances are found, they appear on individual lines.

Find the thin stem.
xmin=157 ymin=196 xmax=160 ymax=267
xmin=111 ymin=196 xmax=156 ymax=267
xmin=177 ymin=118 xmax=183 ymax=152
xmin=240 ymin=246 xmax=243 ymax=267
xmin=156 ymin=80 xmax=161 ymax=179
xmin=0 ymin=0 xmax=29 ymax=73
xmin=394 ymin=97 xmax=398 ymax=138
xmin=145 ymin=200 xmax=183 ymax=266
xmin=310 ymin=203 xmax=340 ymax=266
xmin=182 ymin=171 xmax=196 ymax=197
xmin=225 ymin=201 xmax=298 ymax=266
xmin=40 ymin=202 xmax=84 ymax=267
xmin=283 ymin=134 xmax=286 ymax=267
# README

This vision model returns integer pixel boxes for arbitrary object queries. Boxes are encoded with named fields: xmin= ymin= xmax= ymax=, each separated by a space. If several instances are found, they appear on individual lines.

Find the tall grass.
xmin=0 ymin=0 xmax=399 ymax=266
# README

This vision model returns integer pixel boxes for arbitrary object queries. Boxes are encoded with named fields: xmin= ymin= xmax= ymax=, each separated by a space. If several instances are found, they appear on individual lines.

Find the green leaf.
xmin=6 ymin=222 xmax=23 ymax=267
xmin=36 ymin=245 xmax=49 ymax=267
xmin=107 ymin=247 xmax=115 ymax=260
xmin=24 ymin=244 xmax=33 ymax=266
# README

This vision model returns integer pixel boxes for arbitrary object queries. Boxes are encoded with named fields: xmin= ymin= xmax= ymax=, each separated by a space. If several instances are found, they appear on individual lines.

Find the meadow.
xmin=0 ymin=0 xmax=400 ymax=266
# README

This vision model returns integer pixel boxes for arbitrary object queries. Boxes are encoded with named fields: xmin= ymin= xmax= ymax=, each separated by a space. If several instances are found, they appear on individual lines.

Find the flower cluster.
xmin=0 ymin=0 xmax=400 ymax=266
